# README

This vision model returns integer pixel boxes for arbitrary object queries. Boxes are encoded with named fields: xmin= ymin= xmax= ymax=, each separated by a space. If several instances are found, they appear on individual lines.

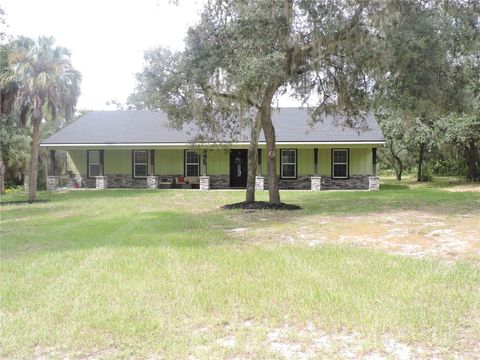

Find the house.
xmin=41 ymin=108 xmax=385 ymax=191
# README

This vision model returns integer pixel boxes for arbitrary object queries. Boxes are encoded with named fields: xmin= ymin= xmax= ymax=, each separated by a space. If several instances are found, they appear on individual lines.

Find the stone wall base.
xmin=63 ymin=173 xmax=377 ymax=191
xmin=320 ymin=175 xmax=370 ymax=190
xmin=264 ymin=176 xmax=311 ymax=190
xmin=210 ymin=175 xmax=230 ymax=189
xmin=47 ymin=176 xmax=60 ymax=191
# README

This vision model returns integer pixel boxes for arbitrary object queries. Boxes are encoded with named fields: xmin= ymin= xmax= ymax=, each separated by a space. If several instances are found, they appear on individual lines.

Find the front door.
xmin=230 ymin=149 xmax=248 ymax=188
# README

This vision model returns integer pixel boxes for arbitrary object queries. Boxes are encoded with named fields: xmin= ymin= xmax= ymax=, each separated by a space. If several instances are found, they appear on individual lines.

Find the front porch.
xmin=44 ymin=146 xmax=380 ymax=192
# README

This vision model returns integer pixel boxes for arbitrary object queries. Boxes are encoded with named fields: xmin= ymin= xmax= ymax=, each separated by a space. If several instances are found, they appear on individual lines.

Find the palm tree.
xmin=0 ymin=36 xmax=81 ymax=202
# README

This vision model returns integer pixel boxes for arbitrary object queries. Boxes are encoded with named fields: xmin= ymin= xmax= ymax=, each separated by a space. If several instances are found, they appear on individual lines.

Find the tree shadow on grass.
xmin=380 ymin=184 xmax=409 ymax=190
xmin=0 ymin=199 xmax=50 ymax=206
xmin=1 ymin=209 xmax=237 ymax=259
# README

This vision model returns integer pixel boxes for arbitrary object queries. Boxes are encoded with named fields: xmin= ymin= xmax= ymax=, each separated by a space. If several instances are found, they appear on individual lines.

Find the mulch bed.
xmin=221 ymin=201 xmax=301 ymax=210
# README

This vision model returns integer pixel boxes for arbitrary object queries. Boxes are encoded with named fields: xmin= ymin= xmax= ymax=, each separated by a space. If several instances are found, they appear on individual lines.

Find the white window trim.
xmin=88 ymin=150 xmax=101 ymax=178
xmin=332 ymin=149 xmax=349 ymax=179
xmin=185 ymin=150 xmax=200 ymax=177
xmin=133 ymin=150 xmax=148 ymax=178
xmin=280 ymin=149 xmax=297 ymax=179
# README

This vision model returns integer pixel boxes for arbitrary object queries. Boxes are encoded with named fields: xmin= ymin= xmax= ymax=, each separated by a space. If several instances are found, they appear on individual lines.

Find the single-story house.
xmin=41 ymin=108 xmax=385 ymax=191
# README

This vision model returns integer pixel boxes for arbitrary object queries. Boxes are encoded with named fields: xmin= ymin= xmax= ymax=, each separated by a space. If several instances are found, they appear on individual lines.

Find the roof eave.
xmin=41 ymin=140 xmax=386 ymax=148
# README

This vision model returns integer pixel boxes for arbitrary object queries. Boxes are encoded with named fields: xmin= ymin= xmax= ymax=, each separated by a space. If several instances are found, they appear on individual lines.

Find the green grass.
xmin=1 ymin=181 xmax=480 ymax=358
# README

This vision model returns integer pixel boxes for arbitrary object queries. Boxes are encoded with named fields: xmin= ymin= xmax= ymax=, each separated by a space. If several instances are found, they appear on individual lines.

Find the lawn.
xmin=1 ymin=179 xmax=480 ymax=359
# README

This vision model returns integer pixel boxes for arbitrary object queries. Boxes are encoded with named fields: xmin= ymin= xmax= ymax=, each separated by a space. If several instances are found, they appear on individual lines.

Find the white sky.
xmin=2 ymin=0 xmax=206 ymax=110
xmin=2 ymin=0 xmax=299 ymax=111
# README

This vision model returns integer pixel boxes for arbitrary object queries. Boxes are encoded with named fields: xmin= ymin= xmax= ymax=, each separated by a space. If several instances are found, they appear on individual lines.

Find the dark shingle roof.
xmin=42 ymin=108 xmax=384 ymax=145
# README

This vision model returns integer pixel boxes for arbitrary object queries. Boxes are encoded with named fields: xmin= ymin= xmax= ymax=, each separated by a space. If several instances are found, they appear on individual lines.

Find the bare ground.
xmin=228 ymin=210 xmax=480 ymax=262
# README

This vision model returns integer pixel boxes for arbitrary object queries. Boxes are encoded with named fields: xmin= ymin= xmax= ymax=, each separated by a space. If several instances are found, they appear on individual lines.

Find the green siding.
xmin=349 ymin=148 xmax=372 ymax=175
xmin=65 ymin=146 xmax=374 ymax=178
xmin=156 ymin=149 xmax=184 ymax=175
xmin=207 ymin=149 xmax=229 ymax=175
xmin=318 ymin=149 xmax=331 ymax=176
xmin=298 ymin=148 xmax=314 ymax=175
xmin=104 ymin=150 xmax=132 ymax=175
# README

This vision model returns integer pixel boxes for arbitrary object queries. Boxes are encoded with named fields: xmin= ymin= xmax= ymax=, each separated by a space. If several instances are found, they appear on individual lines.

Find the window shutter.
xmin=150 ymin=150 xmax=155 ymax=175
xmin=100 ymin=150 xmax=104 ymax=176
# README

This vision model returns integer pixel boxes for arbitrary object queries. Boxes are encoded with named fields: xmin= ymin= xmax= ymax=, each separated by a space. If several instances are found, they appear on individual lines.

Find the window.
xmin=281 ymin=149 xmax=297 ymax=179
xmin=88 ymin=150 xmax=102 ymax=178
xmin=332 ymin=149 xmax=349 ymax=179
xmin=133 ymin=150 xmax=148 ymax=178
xmin=185 ymin=150 xmax=200 ymax=177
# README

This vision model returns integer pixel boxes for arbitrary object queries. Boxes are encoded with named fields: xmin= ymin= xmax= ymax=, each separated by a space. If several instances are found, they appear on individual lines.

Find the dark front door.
xmin=230 ymin=149 xmax=248 ymax=188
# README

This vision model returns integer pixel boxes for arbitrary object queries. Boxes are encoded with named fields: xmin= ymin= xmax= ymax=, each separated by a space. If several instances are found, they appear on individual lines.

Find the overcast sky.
xmin=2 ymin=0 xmax=300 ymax=111
xmin=2 ymin=0 xmax=206 ymax=110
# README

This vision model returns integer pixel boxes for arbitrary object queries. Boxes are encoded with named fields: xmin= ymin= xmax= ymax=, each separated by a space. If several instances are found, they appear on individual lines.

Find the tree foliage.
xmin=0 ymin=36 xmax=81 ymax=200
xmin=131 ymin=0 xmax=376 ymax=204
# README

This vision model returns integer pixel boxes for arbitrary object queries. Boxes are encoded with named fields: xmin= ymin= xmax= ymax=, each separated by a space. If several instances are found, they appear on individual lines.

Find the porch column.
xmin=255 ymin=176 xmax=264 ymax=191
xmin=311 ymin=176 xmax=322 ymax=191
xmin=95 ymin=176 xmax=108 ymax=189
xmin=147 ymin=176 xmax=158 ymax=189
xmin=372 ymin=148 xmax=377 ymax=176
xmin=369 ymin=176 xmax=380 ymax=191
xmin=199 ymin=176 xmax=210 ymax=190
xmin=314 ymin=148 xmax=318 ymax=176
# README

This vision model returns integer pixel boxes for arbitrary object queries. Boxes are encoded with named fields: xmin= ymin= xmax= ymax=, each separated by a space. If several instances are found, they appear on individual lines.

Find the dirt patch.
xmin=444 ymin=184 xmax=480 ymax=192
xmin=210 ymin=321 xmax=478 ymax=359
xmin=222 ymin=201 xmax=302 ymax=211
xmin=230 ymin=210 xmax=480 ymax=261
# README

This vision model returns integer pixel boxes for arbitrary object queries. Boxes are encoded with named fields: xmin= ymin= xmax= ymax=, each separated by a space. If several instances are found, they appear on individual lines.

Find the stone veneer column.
xmin=199 ymin=176 xmax=210 ymax=190
xmin=146 ymin=176 xmax=158 ymax=189
xmin=255 ymin=176 xmax=264 ymax=191
xmin=95 ymin=176 xmax=108 ymax=189
xmin=311 ymin=176 xmax=322 ymax=191
xmin=368 ymin=176 xmax=380 ymax=191
xmin=47 ymin=176 xmax=60 ymax=191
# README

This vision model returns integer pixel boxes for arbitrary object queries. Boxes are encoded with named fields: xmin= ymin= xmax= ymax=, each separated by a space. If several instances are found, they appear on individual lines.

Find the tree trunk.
xmin=395 ymin=158 xmax=403 ymax=181
xmin=389 ymin=144 xmax=403 ymax=181
xmin=246 ymin=112 xmax=262 ymax=203
xmin=466 ymin=140 xmax=478 ymax=181
xmin=417 ymin=144 xmax=425 ymax=182
xmin=261 ymin=80 xmax=283 ymax=205
xmin=28 ymin=116 xmax=42 ymax=203
xmin=0 ymin=158 xmax=5 ymax=194
xmin=262 ymin=112 xmax=280 ymax=205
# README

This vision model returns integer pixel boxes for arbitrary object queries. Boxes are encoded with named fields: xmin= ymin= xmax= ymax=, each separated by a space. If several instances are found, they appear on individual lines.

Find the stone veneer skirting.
xmin=263 ymin=175 xmax=372 ymax=190
xmin=69 ymin=174 xmax=150 ymax=188
xmin=64 ymin=173 xmax=375 ymax=190
xmin=321 ymin=175 xmax=370 ymax=190
xmin=209 ymin=175 xmax=230 ymax=189
xmin=264 ymin=176 xmax=312 ymax=190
